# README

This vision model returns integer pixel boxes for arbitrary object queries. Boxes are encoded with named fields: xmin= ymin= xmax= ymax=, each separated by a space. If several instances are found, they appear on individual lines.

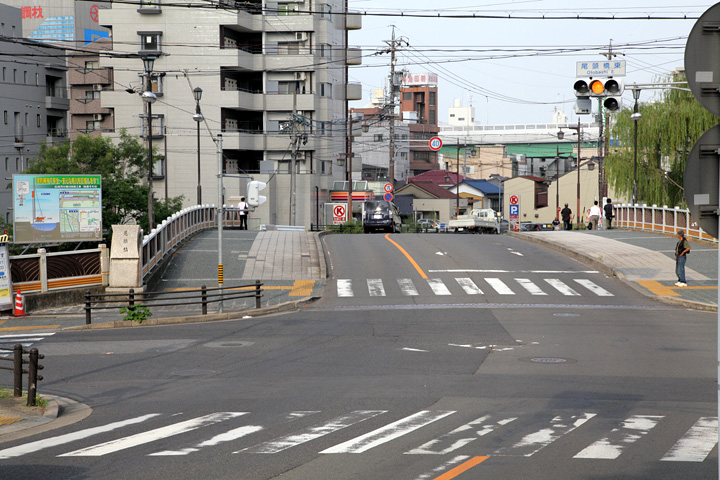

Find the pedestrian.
xmin=588 ymin=200 xmax=602 ymax=231
xmin=604 ymin=198 xmax=615 ymax=230
xmin=561 ymin=203 xmax=572 ymax=230
xmin=238 ymin=196 xmax=249 ymax=230
xmin=675 ymin=230 xmax=691 ymax=287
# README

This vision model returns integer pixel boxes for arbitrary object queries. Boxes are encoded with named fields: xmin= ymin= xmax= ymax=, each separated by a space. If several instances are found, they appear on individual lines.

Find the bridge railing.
xmin=614 ymin=204 xmax=717 ymax=243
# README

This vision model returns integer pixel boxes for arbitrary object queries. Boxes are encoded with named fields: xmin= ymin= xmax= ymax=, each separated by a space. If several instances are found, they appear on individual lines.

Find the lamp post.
xmin=631 ymin=89 xmax=642 ymax=205
xmin=345 ymin=114 xmax=370 ymax=222
xmin=141 ymin=56 xmax=157 ymax=231
xmin=193 ymin=86 xmax=204 ymax=205
xmin=558 ymin=119 xmax=582 ymax=229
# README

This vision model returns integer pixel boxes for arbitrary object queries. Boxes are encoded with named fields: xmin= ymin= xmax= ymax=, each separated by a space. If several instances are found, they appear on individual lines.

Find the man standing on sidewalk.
xmin=675 ymin=230 xmax=691 ymax=287
xmin=238 ymin=196 xmax=249 ymax=230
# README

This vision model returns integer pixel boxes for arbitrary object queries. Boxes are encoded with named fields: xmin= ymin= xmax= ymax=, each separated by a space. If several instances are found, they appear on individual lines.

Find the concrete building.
xmin=400 ymin=72 xmax=440 ymax=175
xmin=68 ymin=38 xmax=114 ymax=140
xmin=98 ymin=0 xmax=360 ymax=227
xmin=348 ymin=107 xmax=410 ymax=183
xmin=448 ymin=98 xmax=474 ymax=128
xmin=0 ymin=4 xmax=69 ymax=224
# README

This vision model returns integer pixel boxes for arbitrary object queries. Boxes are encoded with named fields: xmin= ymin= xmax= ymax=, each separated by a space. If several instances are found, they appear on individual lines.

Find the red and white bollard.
xmin=12 ymin=291 xmax=25 ymax=316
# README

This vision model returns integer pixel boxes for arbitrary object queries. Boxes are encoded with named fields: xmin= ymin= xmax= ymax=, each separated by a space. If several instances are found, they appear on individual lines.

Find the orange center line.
xmin=384 ymin=233 xmax=428 ymax=279
xmin=433 ymin=456 xmax=490 ymax=480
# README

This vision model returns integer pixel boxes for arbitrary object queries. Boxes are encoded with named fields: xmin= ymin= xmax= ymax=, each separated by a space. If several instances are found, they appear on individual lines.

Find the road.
xmin=0 ymin=233 xmax=715 ymax=479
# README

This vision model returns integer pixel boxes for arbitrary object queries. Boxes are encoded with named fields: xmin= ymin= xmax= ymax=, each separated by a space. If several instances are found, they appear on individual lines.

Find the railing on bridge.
xmin=614 ymin=204 xmax=717 ymax=243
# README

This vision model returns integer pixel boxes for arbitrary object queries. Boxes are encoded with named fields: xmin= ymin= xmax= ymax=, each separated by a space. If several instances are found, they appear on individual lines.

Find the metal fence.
xmin=614 ymin=204 xmax=717 ymax=242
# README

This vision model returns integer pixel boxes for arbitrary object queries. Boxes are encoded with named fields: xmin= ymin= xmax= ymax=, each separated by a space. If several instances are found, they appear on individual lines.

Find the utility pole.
xmin=290 ymin=93 xmax=298 ymax=226
xmin=380 ymin=27 xmax=408 ymax=187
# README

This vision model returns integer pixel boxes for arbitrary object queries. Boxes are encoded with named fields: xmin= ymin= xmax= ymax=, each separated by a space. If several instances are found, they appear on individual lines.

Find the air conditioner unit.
xmin=295 ymin=32 xmax=307 ymax=41
xmin=93 ymin=84 xmax=103 ymax=91
xmin=294 ymin=72 xmax=306 ymax=81
xmin=93 ymin=114 xmax=103 ymax=121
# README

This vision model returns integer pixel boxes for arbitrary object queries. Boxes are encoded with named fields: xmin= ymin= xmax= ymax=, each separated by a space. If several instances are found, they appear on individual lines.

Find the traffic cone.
xmin=12 ymin=291 xmax=25 ymax=317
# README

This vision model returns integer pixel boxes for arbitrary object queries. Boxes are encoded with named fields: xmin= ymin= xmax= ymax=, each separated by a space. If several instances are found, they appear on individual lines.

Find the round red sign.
xmin=333 ymin=205 xmax=345 ymax=217
xmin=509 ymin=195 xmax=519 ymax=205
xmin=429 ymin=137 xmax=443 ymax=151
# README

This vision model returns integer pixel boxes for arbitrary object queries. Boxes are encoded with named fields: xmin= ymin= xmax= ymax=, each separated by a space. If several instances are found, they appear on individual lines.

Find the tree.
xmin=605 ymin=72 xmax=719 ymax=207
xmin=26 ymin=130 xmax=184 ymax=237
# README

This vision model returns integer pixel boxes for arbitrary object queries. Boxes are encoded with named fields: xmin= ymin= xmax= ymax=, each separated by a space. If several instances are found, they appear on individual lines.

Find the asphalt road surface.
xmin=0 ymin=233 xmax=715 ymax=480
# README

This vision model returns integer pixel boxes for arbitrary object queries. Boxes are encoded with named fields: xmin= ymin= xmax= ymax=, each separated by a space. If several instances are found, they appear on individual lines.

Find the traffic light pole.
xmin=216 ymin=133 xmax=224 ymax=314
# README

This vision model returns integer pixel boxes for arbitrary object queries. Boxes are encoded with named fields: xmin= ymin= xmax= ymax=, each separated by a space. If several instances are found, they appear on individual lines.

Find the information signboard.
xmin=0 ymin=238 xmax=12 ymax=311
xmin=13 ymin=174 xmax=102 ymax=243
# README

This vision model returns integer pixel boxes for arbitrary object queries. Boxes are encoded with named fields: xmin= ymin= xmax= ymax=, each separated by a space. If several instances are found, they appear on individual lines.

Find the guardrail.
xmin=614 ymin=204 xmax=716 ymax=243
xmin=0 ymin=344 xmax=44 ymax=406
xmin=83 ymin=281 xmax=263 ymax=324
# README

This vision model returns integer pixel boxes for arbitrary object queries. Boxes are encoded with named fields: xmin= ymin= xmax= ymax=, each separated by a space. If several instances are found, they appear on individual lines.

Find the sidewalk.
xmin=510 ymin=228 xmax=718 ymax=311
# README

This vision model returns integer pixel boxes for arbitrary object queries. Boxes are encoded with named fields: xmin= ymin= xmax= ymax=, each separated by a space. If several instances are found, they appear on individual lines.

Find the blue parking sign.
xmin=509 ymin=205 xmax=519 ymax=216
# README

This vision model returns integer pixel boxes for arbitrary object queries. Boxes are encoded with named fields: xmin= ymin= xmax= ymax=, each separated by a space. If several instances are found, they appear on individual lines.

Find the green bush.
xmin=119 ymin=304 xmax=152 ymax=323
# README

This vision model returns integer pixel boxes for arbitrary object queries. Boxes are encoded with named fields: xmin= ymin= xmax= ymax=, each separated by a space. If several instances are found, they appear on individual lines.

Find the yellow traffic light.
xmin=589 ymin=79 xmax=605 ymax=95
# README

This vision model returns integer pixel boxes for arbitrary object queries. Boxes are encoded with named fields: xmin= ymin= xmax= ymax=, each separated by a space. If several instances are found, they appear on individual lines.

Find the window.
xmin=374 ymin=134 xmax=383 ymax=142
xmin=320 ymin=82 xmax=332 ymax=98
xmin=2 ymin=67 xmax=4 ymax=81
xmin=318 ymin=3 xmax=332 ymax=18
xmin=15 ymin=158 xmax=20 ymax=171
xmin=84 ymin=60 xmax=99 ymax=72
xmin=277 ymin=3 xmax=299 ymax=15
xmin=13 ymin=69 xmax=16 ymax=82
xmin=402 ymin=92 xmax=411 ymax=100
xmin=36 ymin=114 xmax=40 ymax=127
xmin=139 ymin=32 xmax=162 ymax=53
xmin=3 ymin=111 xmax=7 ymax=124
xmin=429 ymin=91 xmax=436 ymax=106
xmin=4 ymin=158 xmax=7 ymax=171
xmin=35 ymin=72 xmax=39 ymax=86
xmin=458 ymin=117 xmax=464 ymax=121
xmin=449 ymin=113 xmax=455 ymax=118
xmin=85 ymin=90 xmax=100 ymax=100
xmin=142 ymin=114 xmax=164 ymax=137
xmin=149 ymin=74 xmax=164 ymax=95
xmin=428 ymin=110 xmax=436 ymax=125
xmin=153 ymin=155 xmax=165 ymax=179
xmin=23 ymin=71 xmax=27 ymax=84
xmin=86 ymin=120 xmax=101 ymax=131
xmin=24 ymin=113 xmax=28 ymax=126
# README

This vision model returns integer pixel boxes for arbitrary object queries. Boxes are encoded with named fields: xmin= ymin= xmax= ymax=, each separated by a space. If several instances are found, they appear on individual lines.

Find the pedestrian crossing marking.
xmin=59 ymin=412 xmax=247 ymax=457
xmin=574 ymin=415 xmax=663 ymax=459
xmin=2 ymin=410 xmax=715 ymax=463
xmin=661 ymin=417 xmax=719 ymax=462
xmin=335 ymin=277 xmax=614 ymax=298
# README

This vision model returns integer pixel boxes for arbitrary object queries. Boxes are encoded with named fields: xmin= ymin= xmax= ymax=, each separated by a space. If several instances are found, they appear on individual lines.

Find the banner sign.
xmin=0 ymin=238 xmax=12 ymax=311
xmin=13 ymin=174 xmax=102 ymax=243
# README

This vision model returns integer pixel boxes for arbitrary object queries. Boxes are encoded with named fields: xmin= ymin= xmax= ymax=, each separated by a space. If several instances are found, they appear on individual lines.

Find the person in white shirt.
xmin=588 ymin=200 xmax=602 ymax=231
xmin=238 ymin=197 xmax=249 ymax=230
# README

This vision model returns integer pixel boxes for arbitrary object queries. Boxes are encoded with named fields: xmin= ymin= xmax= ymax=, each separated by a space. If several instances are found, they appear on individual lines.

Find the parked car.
xmin=363 ymin=200 xmax=402 ymax=233
xmin=418 ymin=218 xmax=438 ymax=232
xmin=498 ymin=219 xmax=510 ymax=234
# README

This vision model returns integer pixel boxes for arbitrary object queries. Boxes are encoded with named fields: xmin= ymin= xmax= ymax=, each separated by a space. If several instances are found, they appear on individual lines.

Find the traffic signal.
xmin=247 ymin=180 xmax=267 ymax=207
xmin=573 ymin=78 xmax=592 ymax=115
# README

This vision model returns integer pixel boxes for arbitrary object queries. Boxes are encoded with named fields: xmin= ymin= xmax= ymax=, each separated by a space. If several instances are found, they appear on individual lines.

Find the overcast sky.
xmin=347 ymin=1 xmax=713 ymax=126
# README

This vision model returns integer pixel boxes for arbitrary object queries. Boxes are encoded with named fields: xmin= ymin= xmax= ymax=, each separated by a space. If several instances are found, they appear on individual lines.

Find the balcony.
xmin=46 ymin=87 xmax=70 ymax=111
xmin=346 ymin=12 xmax=362 ymax=30
xmin=346 ymin=48 xmax=362 ymax=65
xmin=347 ymin=83 xmax=362 ymax=101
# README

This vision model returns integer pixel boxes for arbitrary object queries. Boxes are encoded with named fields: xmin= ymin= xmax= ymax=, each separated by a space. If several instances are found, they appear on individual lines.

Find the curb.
xmin=0 ymin=396 xmax=59 ymax=437
xmin=63 ymin=297 xmax=318 ymax=331
xmin=508 ymin=231 xmax=717 ymax=312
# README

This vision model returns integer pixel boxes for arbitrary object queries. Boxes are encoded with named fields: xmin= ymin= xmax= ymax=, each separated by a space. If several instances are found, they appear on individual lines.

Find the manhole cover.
xmin=519 ymin=357 xmax=576 ymax=364
xmin=170 ymin=369 xmax=217 ymax=377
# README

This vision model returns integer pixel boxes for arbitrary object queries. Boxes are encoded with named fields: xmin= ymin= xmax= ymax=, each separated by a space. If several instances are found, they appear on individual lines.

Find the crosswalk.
xmin=0 ymin=409 xmax=715 ymax=464
xmin=0 ymin=332 xmax=55 ymax=357
xmin=336 ymin=277 xmax=613 ymax=298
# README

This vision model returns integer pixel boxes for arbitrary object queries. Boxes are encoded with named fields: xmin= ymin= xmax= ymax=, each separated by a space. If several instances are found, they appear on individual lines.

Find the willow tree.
xmin=605 ymin=73 xmax=719 ymax=207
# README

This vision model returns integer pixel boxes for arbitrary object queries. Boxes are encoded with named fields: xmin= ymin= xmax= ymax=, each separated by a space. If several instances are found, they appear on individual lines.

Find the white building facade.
xmin=99 ymin=0 xmax=360 ymax=227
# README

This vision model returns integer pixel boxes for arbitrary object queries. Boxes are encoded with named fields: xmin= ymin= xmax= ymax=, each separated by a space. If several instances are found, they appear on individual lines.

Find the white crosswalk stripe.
xmin=335 ymin=277 xmax=615 ymax=298
xmin=0 ymin=332 xmax=56 ymax=358
xmin=0 ymin=410 xmax=717 ymax=463
xmin=574 ymin=415 xmax=664 ymax=459
xmin=661 ymin=417 xmax=719 ymax=462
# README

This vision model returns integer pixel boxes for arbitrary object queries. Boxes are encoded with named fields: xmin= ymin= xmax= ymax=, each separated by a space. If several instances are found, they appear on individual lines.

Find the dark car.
xmin=363 ymin=200 xmax=402 ymax=233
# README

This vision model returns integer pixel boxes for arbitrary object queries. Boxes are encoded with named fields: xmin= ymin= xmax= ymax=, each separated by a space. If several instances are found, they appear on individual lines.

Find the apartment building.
xmin=400 ymin=72 xmax=440 ymax=176
xmin=98 ymin=0 xmax=361 ymax=228
xmin=0 ymin=4 xmax=69 ymax=224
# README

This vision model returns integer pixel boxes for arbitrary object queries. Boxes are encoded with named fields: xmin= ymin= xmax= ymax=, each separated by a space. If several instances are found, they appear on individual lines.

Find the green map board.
xmin=13 ymin=174 xmax=102 ymax=243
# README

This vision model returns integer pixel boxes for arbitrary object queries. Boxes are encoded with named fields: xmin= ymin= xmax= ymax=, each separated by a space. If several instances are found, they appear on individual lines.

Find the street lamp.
xmin=630 ymin=89 xmax=642 ymax=205
xmin=193 ymin=86 xmax=204 ymax=205
xmin=141 ymin=55 xmax=157 ymax=231
xmin=558 ymin=119 xmax=582 ymax=229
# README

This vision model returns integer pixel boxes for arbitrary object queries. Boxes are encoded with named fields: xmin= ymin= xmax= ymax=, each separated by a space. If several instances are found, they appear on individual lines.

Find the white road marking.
xmin=402 ymin=347 xmax=428 ymax=352
xmin=574 ymin=415 xmax=664 ymax=459
xmin=0 ymin=414 xmax=160 ymax=460
xmin=398 ymin=278 xmax=419 ymax=296
xmin=367 ymin=279 xmax=386 ymax=296
xmin=545 ymin=279 xmax=580 ymax=296
xmin=485 ymin=278 xmax=515 ymax=295
xmin=240 ymin=410 xmax=386 ymax=454
xmin=661 ymin=417 xmax=718 ymax=462
xmin=456 ymin=278 xmax=483 ymax=295
xmin=406 ymin=415 xmax=517 ymax=455
xmin=336 ymin=279 xmax=353 ymax=297
xmin=59 ymin=412 xmax=246 ymax=457
xmin=574 ymin=279 xmax=614 ymax=297
xmin=150 ymin=425 xmax=263 ymax=456
xmin=515 ymin=278 xmax=547 ymax=295
xmin=320 ymin=411 xmax=455 ymax=454
xmin=427 ymin=279 xmax=451 ymax=295
xmin=494 ymin=413 xmax=596 ymax=457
